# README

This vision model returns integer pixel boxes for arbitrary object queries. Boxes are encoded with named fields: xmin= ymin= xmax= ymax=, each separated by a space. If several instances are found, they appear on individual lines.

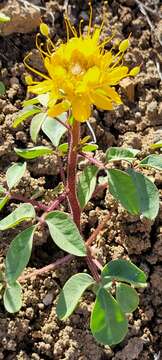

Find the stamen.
xmin=88 ymin=1 xmax=93 ymax=36
xmin=64 ymin=17 xmax=70 ymax=41
xmin=64 ymin=15 xmax=77 ymax=37
xmin=47 ymin=39 xmax=52 ymax=55
xmin=36 ymin=34 xmax=50 ymax=58
xmin=24 ymin=53 xmax=50 ymax=80
xmin=79 ymin=19 xmax=84 ymax=37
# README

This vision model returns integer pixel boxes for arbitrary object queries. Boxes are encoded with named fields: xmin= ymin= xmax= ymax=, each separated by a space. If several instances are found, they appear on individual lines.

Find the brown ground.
xmin=0 ymin=0 xmax=162 ymax=359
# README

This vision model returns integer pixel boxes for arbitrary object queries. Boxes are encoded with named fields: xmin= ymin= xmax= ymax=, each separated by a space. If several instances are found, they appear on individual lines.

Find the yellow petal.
xmin=106 ymin=66 xmax=129 ymax=85
xmin=28 ymin=80 xmax=53 ymax=94
xmin=83 ymin=66 xmax=100 ymax=85
xmin=101 ymin=85 xmax=122 ymax=104
xmin=72 ymin=96 xmax=91 ymax=122
xmin=48 ymin=100 xmax=70 ymax=117
xmin=91 ymin=91 xmax=113 ymax=110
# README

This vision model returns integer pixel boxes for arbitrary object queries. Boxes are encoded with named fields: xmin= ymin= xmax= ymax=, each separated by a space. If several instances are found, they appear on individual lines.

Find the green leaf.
xmin=82 ymin=144 xmax=98 ymax=152
xmin=116 ymin=283 xmax=139 ymax=313
xmin=0 ymin=185 xmax=5 ymax=194
xmin=90 ymin=287 xmax=128 ymax=346
xmin=45 ymin=211 xmax=86 ymax=256
xmin=139 ymin=155 xmax=162 ymax=171
xmin=56 ymin=273 xmax=94 ymax=320
xmin=150 ymin=141 xmax=162 ymax=149
xmin=3 ymin=281 xmax=22 ymax=313
xmin=107 ymin=169 xmax=140 ymax=215
xmin=0 ymin=203 xmax=35 ymax=230
xmin=0 ymin=81 xmax=6 ymax=95
xmin=77 ymin=165 xmax=98 ymax=209
xmin=107 ymin=169 xmax=159 ymax=220
xmin=23 ymin=97 xmax=39 ymax=107
xmin=13 ymin=106 xmax=41 ymax=128
xmin=30 ymin=112 xmax=46 ymax=143
xmin=5 ymin=225 xmax=36 ymax=284
xmin=102 ymin=259 xmax=147 ymax=287
xmin=0 ymin=12 xmax=10 ymax=22
xmin=14 ymin=146 xmax=53 ymax=159
xmin=127 ymin=168 xmax=159 ymax=220
xmin=58 ymin=143 xmax=68 ymax=154
xmin=0 ymin=283 xmax=3 ymax=292
xmin=41 ymin=113 xmax=67 ymax=147
xmin=0 ymin=195 xmax=9 ymax=211
xmin=106 ymin=147 xmax=139 ymax=163
xmin=6 ymin=162 xmax=26 ymax=189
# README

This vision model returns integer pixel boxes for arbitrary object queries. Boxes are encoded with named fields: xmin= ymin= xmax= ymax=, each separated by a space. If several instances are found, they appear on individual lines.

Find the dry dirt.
xmin=0 ymin=0 xmax=162 ymax=359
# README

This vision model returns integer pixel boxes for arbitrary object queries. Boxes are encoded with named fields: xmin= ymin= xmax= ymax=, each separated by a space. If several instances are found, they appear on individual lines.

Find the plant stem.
xmin=19 ymin=254 xmax=73 ymax=282
xmin=79 ymin=151 xmax=105 ymax=169
xmin=67 ymin=120 xmax=81 ymax=230
xmin=10 ymin=193 xmax=47 ymax=211
xmin=46 ymin=191 xmax=68 ymax=212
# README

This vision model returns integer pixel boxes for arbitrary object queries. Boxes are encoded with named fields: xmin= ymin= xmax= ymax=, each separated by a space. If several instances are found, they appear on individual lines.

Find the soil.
xmin=0 ymin=0 xmax=162 ymax=359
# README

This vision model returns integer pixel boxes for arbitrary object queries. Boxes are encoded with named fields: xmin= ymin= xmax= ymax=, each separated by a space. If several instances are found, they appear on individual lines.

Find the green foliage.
xmin=30 ymin=113 xmax=46 ymax=143
xmin=41 ymin=113 xmax=67 ymax=147
xmin=13 ymin=106 xmax=41 ymax=128
xmin=116 ymin=283 xmax=139 ymax=313
xmin=0 ymin=81 xmax=6 ymax=95
xmin=101 ymin=259 xmax=147 ymax=287
xmin=45 ymin=211 xmax=87 ymax=256
xmin=0 ymin=195 xmax=9 ymax=211
xmin=14 ymin=146 xmax=53 ymax=159
xmin=0 ymin=185 xmax=5 ymax=194
xmin=5 ymin=226 xmax=36 ymax=284
xmin=150 ymin=141 xmax=162 ymax=149
xmin=106 ymin=147 xmax=139 ymax=163
xmin=58 ymin=143 xmax=68 ymax=154
xmin=139 ymin=155 xmax=162 ymax=171
xmin=0 ymin=12 xmax=10 ymax=22
xmin=6 ymin=162 xmax=26 ymax=189
xmin=3 ymin=281 xmax=22 ymax=313
xmin=0 ymin=203 xmax=35 ymax=230
xmin=107 ymin=168 xmax=159 ymax=220
xmin=82 ymin=144 xmax=98 ymax=152
xmin=90 ymin=287 xmax=128 ymax=346
xmin=56 ymin=273 xmax=94 ymax=320
xmin=77 ymin=165 xmax=98 ymax=209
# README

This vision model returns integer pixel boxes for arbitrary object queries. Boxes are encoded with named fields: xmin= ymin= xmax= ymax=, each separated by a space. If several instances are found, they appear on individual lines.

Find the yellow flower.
xmin=24 ymin=4 xmax=139 ymax=122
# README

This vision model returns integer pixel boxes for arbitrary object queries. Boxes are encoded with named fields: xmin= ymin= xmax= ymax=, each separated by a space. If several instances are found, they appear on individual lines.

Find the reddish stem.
xmin=46 ymin=191 xmax=67 ymax=212
xmin=80 ymin=151 xmax=105 ymax=169
xmin=10 ymin=194 xmax=47 ymax=211
xmin=19 ymin=254 xmax=73 ymax=282
xmin=67 ymin=121 xmax=81 ymax=230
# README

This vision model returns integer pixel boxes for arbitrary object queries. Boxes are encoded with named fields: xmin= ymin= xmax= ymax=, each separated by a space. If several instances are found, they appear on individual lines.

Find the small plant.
xmin=0 ymin=5 xmax=161 ymax=346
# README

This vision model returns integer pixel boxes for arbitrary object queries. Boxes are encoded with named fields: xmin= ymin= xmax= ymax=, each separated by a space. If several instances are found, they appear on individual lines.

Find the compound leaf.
xmin=102 ymin=259 xmax=147 ymax=287
xmin=30 ymin=112 xmax=46 ymax=143
xmin=3 ymin=281 xmax=22 ymax=313
xmin=56 ymin=273 xmax=94 ymax=320
xmin=14 ymin=146 xmax=53 ymax=159
xmin=46 ymin=211 xmax=86 ymax=256
xmin=13 ymin=106 xmax=41 ymax=128
xmin=77 ymin=165 xmax=98 ymax=209
xmin=42 ymin=113 xmax=67 ymax=147
xmin=5 ymin=225 xmax=36 ymax=284
xmin=106 ymin=147 xmax=139 ymax=163
xmin=90 ymin=287 xmax=128 ymax=346
xmin=6 ymin=162 xmax=26 ymax=189
xmin=116 ymin=283 xmax=139 ymax=313
xmin=139 ymin=155 xmax=162 ymax=171
xmin=0 ymin=203 xmax=35 ymax=230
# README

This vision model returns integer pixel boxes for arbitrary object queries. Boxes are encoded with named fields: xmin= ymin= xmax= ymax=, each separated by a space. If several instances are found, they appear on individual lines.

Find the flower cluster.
xmin=25 ymin=6 xmax=139 ymax=122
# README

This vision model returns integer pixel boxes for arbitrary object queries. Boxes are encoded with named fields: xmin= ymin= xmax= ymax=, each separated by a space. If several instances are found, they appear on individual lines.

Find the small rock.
xmin=43 ymin=291 xmax=54 ymax=306
xmin=0 ymin=0 xmax=41 ymax=35
xmin=120 ymin=78 xmax=135 ymax=102
xmin=146 ymin=100 xmax=158 ymax=122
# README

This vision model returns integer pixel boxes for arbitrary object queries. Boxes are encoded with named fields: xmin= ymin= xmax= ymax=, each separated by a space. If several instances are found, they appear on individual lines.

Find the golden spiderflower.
xmin=25 ymin=4 xmax=139 ymax=122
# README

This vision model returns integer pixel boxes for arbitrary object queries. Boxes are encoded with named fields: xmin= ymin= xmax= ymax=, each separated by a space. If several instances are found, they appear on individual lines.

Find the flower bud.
xmin=129 ymin=66 xmax=140 ymax=76
xmin=119 ymin=39 xmax=129 ymax=52
xmin=40 ymin=23 xmax=49 ymax=37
